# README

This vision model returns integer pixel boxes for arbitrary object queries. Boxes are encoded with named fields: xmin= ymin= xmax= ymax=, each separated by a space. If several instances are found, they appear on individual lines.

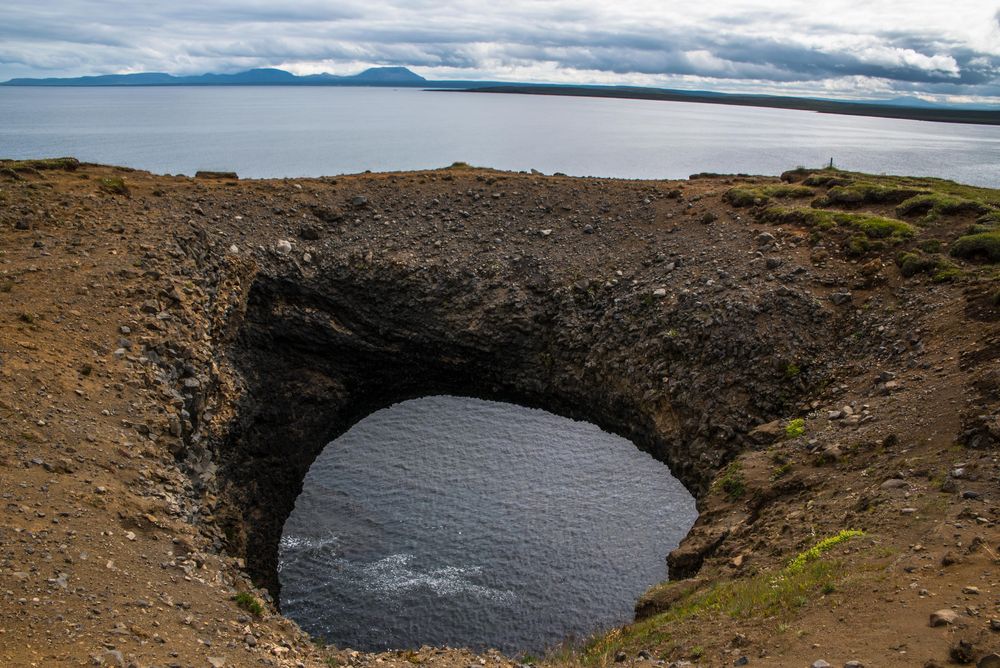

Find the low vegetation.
xmin=723 ymin=184 xmax=814 ymax=207
xmin=950 ymin=230 xmax=1000 ymax=263
xmin=759 ymin=207 xmax=914 ymax=240
xmin=2 ymin=157 xmax=80 ymax=173
xmin=99 ymin=176 xmax=130 ymax=196
xmin=234 ymin=591 xmax=264 ymax=617
xmin=583 ymin=531 xmax=868 ymax=664
xmin=715 ymin=461 xmax=746 ymax=501
xmin=814 ymin=182 xmax=926 ymax=208
xmin=786 ymin=529 xmax=865 ymax=574
xmin=895 ymin=192 xmax=989 ymax=222
xmin=785 ymin=418 xmax=805 ymax=438
xmin=896 ymin=251 xmax=961 ymax=282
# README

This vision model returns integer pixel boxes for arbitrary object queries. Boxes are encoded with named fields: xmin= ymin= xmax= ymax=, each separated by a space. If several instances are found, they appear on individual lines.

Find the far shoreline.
xmin=445 ymin=85 xmax=1000 ymax=127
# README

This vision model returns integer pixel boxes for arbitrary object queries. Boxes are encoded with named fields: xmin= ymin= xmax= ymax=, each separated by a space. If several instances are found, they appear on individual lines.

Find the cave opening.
xmin=211 ymin=267 xmax=808 ymax=652
xmin=276 ymin=395 xmax=697 ymax=653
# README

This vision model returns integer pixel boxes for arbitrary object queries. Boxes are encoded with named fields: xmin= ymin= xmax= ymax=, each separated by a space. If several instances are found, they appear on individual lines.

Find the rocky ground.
xmin=0 ymin=159 xmax=997 ymax=668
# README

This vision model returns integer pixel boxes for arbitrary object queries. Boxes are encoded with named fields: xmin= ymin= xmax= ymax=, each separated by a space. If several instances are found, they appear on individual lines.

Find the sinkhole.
xmin=277 ymin=395 xmax=697 ymax=654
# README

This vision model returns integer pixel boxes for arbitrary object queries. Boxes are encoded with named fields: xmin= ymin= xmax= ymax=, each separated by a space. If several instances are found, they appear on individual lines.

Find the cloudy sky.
xmin=2 ymin=0 xmax=999 ymax=103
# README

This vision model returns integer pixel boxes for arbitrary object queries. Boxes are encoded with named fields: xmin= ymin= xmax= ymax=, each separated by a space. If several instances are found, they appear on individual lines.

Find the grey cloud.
xmin=0 ymin=0 xmax=997 ymax=102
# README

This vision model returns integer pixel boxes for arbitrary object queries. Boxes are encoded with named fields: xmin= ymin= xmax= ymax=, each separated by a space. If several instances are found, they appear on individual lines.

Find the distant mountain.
xmin=2 ymin=67 xmax=427 ymax=87
xmin=4 ymin=65 xmax=997 ymax=125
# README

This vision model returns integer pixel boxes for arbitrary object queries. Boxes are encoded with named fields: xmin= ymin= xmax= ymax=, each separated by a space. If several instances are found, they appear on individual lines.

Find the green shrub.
xmin=785 ymin=418 xmax=805 ymax=438
xmin=950 ymin=231 xmax=1000 ymax=263
xmin=234 ymin=592 xmax=264 ymax=617
xmin=99 ymin=176 xmax=130 ymax=196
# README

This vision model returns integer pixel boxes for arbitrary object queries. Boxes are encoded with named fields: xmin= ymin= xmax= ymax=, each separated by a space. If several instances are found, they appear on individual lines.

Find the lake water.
xmin=278 ymin=396 xmax=697 ymax=654
xmin=0 ymin=86 xmax=998 ymax=186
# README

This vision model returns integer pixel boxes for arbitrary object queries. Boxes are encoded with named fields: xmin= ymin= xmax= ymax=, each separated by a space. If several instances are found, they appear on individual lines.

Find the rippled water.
xmin=279 ymin=396 xmax=697 ymax=653
xmin=1 ymin=86 xmax=998 ymax=186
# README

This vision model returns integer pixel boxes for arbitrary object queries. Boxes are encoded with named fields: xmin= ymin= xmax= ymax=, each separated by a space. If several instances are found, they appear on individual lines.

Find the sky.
xmin=2 ymin=1 xmax=999 ymax=104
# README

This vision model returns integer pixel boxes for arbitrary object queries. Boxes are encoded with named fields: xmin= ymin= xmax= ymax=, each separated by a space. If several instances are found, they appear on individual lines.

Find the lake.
xmin=0 ymin=86 xmax=997 ymax=186
xmin=278 ymin=396 xmax=697 ymax=653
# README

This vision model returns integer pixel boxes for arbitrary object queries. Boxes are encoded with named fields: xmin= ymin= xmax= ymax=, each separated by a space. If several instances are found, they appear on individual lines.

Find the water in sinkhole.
xmin=278 ymin=395 xmax=697 ymax=654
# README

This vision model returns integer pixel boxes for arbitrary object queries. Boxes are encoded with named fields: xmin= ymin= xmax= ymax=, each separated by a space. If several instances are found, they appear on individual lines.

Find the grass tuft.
xmin=234 ymin=592 xmax=264 ymax=617
xmin=786 ymin=530 xmax=865 ymax=574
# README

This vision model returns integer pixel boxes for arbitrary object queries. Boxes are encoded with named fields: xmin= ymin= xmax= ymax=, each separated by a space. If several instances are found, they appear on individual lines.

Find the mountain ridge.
xmin=2 ymin=66 xmax=426 ymax=87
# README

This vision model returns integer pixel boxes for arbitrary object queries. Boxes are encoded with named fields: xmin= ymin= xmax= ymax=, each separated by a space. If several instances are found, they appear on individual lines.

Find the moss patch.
xmin=761 ymin=207 xmax=913 ymax=240
xmin=950 ymin=230 xmax=1000 ymax=263
xmin=724 ymin=185 xmax=815 ymax=207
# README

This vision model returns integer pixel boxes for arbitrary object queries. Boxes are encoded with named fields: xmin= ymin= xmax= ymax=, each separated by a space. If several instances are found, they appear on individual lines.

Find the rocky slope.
xmin=0 ymin=159 xmax=997 ymax=667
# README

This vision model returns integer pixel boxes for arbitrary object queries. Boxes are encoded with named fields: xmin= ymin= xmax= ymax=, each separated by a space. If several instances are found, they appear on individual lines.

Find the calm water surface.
xmin=0 ymin=86 xmax=997 ymax=186
xmin=279 ymin=396 xmax=697 ymax=653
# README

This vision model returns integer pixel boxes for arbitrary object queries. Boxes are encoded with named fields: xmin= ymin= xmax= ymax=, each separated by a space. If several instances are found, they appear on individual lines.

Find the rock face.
xmin=212 ymin=244 xmax=837 ymax=595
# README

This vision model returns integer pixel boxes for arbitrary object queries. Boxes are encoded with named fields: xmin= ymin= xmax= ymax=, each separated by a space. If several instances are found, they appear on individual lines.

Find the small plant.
xmin=772 ymin=462 xmax=793 ymax=479
xmin=917 ymin=239 xmax=943 ymax=253
xmin=785 ymin=418 xmax=805 ymax=439
xmin=786 ymin=530 xmax=865 ymax=574
xmin=785 ymin=362 xmax=801 ymax=377
xmin=234 ymin=591 xmax=264 ymax=617
xmin=18 ymin=311 xmax=35 ymax=324
xmin=0 ymin=280 xmax=13 ymax=293
xmin=717 ymin=461 xmax=746 ymax=501
xmin=99 ymin=176 xmax=130 ymax=196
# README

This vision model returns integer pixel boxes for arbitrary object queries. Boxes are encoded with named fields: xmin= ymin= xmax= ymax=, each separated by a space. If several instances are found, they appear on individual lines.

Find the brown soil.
xmin=0 ymin=162 xmax=997 ymax=668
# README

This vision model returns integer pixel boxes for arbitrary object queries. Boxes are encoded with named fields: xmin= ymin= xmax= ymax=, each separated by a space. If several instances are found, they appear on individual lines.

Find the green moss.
xmin=3 ymin=157 xmax=80 ymax=173
xmin=896 ymin=193 xmax=990 ymax=221
xmin=917 ymin=239 xmax=943 ymax=253
xmin=950 ymin=230 xmax=1000 ymax=263
xmin=802 ymin=173 xmax=853 ymax=187
xmin=850 ymin=215 xmax=914 ymax=239
xmin=896 ymin=252 xmax=939 ymax=278
xmin=761 ymin=207 xmax=913 ymax=239
xmin=931 ymin=266 xmax=962 ymax=283
xmin=785 ymin=418 xmax=805 ymax=438
xmin=818 ymin=182 xmax=926 ymax=208
xmin=724 ymin=184 xmax=814 ymax=207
